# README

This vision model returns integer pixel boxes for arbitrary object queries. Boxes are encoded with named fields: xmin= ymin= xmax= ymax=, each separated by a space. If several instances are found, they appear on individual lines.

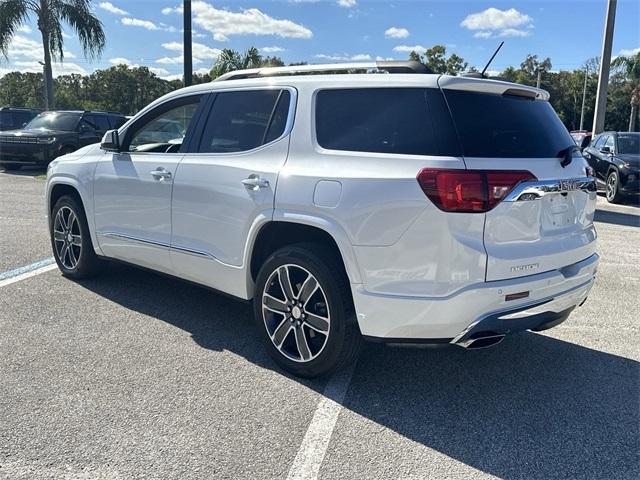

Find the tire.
xmin=253 ymin=243 xmax=362 ymax=378
xmin=50 ymin=194 xmax=102 ymax=279
xmin=605 ymin=169 xmax=624 ymax=204
xmin=1 ymin=163 xmax=22 ymax=171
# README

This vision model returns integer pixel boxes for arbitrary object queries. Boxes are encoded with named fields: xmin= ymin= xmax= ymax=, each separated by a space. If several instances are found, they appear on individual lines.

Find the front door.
xmin=170 ymin=88 xmax=294 ymax=297
xmin=93 ymin=94 xmax=205 ymax=272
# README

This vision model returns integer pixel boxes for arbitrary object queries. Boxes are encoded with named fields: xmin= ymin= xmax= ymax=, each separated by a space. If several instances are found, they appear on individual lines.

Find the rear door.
xmin=440 ymin=78 xmax=597 ymax=282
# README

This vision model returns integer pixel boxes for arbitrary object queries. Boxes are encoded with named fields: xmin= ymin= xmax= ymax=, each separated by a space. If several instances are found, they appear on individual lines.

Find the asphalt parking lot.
xmin=1 ymin=169 xmax=638 ymax=480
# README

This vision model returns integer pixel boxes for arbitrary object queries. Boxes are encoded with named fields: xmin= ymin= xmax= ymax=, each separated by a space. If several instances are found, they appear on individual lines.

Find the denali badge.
xmin=511 ymin=263 xmax=539 ymax=273
xmin=559 ymin=180 xmax=579 ymax=192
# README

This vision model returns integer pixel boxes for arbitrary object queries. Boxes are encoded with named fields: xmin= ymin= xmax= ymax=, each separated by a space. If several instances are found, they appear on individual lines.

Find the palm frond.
xmin=0 ymin=0 xmax=29 ymax=58
xmin=54 ymin=0 xmax=105 ymax=60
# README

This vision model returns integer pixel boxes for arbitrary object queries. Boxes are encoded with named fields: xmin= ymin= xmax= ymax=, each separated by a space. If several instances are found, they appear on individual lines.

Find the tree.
xmin=0 ymin=0 xmax=105 ymax=110
xmin=409 ymin=45 xmax=468 ymax=75
xmin=612 ymin=52 xmax=640 ymax=131
xmin=211 ymin=47 xmax=262 ymax=79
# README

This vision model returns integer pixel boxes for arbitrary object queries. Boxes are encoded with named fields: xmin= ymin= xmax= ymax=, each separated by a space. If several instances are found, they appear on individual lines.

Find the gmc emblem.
xmin=559 ymin=180 xmax=579 ymax=192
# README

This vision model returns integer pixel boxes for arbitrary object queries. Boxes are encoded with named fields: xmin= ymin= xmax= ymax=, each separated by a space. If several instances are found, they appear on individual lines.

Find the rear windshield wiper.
xmin=557 ymin=145 xmax=578 ymax=168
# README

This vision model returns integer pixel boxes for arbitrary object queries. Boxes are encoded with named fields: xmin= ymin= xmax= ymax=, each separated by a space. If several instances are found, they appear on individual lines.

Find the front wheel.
xmin=254 ymin=243 xmax=362 ymax=378
xmin=606 ymin=170 xmax=624 ymax=203
xmin=50 ymin=195 xmax=102 ymax=278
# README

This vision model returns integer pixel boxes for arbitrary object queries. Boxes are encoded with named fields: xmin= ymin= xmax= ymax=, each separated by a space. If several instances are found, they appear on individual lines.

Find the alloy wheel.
xmin=262 ymin=264 xmax=331 ymax=363
xmin=53 ymin=206 xmax=82 ymax=269
xmin=606 ymin=173 xmax=617 ymax=201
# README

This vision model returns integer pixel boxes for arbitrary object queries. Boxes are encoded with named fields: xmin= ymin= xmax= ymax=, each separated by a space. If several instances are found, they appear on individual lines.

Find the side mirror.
xmin=101 ymin=129 xmax=120 ymax=152
xmin=600 ymin=146 xmax=611 ymax=154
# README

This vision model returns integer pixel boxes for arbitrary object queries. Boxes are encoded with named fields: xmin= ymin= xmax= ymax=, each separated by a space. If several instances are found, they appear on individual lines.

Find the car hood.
xmin=0 ymin=128 xmax=74 ymax=137
xmin=617 ymin=153 xmax=640 ymax=167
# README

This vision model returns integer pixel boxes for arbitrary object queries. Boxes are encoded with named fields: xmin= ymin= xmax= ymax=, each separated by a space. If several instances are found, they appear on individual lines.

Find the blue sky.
xmin=1 ymin=0 xmax=638 ymax=80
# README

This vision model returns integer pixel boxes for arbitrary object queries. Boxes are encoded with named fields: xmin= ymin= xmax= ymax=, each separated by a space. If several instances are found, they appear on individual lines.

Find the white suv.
xmin=46 ymin=62 xmax=598 ymax=377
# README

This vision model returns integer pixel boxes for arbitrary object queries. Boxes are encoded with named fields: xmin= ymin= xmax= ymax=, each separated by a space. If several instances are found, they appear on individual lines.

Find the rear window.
xmin=315 ymin=88 xmax=459 ymax=157
xmin=443 ymin=90 xmax=574 ymax=158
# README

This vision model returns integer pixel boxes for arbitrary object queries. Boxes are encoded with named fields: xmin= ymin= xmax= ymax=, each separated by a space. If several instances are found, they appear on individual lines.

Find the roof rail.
xmin=215 ymin=60 xmax=432 ymax=81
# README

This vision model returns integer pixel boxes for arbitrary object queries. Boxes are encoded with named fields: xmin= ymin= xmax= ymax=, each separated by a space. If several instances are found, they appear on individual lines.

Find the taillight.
xmin=416 ymin=169 xmax=536 ymax=213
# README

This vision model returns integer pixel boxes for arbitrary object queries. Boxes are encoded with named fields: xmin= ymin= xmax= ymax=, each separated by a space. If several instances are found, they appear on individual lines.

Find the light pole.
xmin=183 ymin=0 xmax=193 ymax=87
xmin=580 ymin=66 xmax=588 ymax=130
xmin=592 ymin=0 xmax=617 ymax=134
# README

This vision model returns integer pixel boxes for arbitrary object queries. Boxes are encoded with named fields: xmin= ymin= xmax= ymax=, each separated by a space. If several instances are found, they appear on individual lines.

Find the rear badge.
xmin=511 ymin=263 xmax=539 ymax=273
xmin=559 ymin=179 xmax=579 ymax=192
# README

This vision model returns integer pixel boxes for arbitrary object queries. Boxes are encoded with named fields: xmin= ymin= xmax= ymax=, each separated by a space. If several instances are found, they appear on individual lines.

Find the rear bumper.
xmin=353 ymin=253 xmax=598 ymax=341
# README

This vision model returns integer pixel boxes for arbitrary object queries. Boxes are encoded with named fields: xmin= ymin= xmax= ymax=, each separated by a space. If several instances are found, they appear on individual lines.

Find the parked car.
xmin=45 ymin=61 xmax=598 ymax=377
xmin=570 ymin=130 xmax=592 ymax=151
xmin=0 ymin=110 xmax=126 ymax=170
xmin=0 ymin=106 xmax=40 ymax=131
xmin=582 ymin=131 xmax=640 ymax=203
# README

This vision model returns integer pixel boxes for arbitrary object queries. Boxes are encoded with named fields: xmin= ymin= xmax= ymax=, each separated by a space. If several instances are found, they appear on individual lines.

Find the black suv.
xmin=0 ymin=110 xmax=127 ymax=170
xmin=0 ymin=107 xmax=41 ymax=131
xmin=582 ymin=131 xmax=640 ymax=203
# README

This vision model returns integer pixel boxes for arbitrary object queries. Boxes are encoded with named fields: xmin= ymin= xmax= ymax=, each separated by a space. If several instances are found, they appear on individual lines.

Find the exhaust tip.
xmin=457 ymin=332 xmax=506 ymax=350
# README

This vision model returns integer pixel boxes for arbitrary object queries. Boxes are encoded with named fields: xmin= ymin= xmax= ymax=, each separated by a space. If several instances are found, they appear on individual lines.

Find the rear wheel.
xmin=606 ymin=170 xmax=624 ymax=203
xmin=254 ymin=243 xmax=362 ymax=378
xmin=50 ymin=195 xmax=102 ymax=278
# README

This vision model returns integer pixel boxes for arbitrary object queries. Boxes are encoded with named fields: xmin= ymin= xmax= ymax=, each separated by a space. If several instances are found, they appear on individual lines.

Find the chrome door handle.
xmin=242 ymin=175 xmax=269 ymax=190
xmin=150 ymin=168 xmax=172 ymax=181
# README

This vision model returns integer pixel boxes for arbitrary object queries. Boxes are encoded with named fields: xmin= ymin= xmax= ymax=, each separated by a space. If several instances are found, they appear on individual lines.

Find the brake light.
xmin=416 ymin=169 xmax=536 ymax=213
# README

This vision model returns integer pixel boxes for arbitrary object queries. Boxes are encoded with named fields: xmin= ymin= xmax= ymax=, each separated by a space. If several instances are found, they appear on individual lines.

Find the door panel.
xmin=94 ymin=152 xmax=182 ymax=272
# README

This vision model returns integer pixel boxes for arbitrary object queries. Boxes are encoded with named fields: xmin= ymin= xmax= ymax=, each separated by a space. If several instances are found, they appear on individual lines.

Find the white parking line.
xmin=287 ymin=365 xmax=355 ymax=480
xmin=0 ymin=258 xmax=58 ymax=288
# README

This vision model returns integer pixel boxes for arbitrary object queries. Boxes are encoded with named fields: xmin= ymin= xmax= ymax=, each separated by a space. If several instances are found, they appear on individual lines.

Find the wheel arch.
xmin=245 ymin=214 xmax=362 ymax=299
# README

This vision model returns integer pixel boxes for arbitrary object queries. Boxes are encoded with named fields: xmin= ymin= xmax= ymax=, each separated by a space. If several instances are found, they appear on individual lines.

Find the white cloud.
xmin=393 ymin=44 xmax=427 ymax=53
xmin=337 ymin=0 xmax=357 ymax=7
xmin=109 ymin=57 xmax=134 ymax=66
xmin=184 ymin=1 xmax=312 ymax=40
xmin=16 ymin=25 xmax=32 ymax=33
xmin=618 ymin=47 xmax=640 ymax=57
xmin=461 ymin=8 xmax=532 ymax=39
xmin=121 ymin=17 xmax=160 ymax=31
xmin=314 ymin=53 xmax=371 ymax=61
xmin=384 ymin=27 xmax=409 ymax=39
xmin=194 ymin=67 xmax=211 ymax=76
xmin=150 ymin=67 xmax=170 ymax=76
xmin=10 ymin=60 xmax=87 ymax=77
xmin=156 ymin=41 xmax=221 ymax=65
xmin=376 ymin=56 xmax=395 ymax=61
xmin=99 ymin=2 xmax=128 ymax=15
xmin=498 ymin=28 xmax=530 ymax=38
xmin=162 ymin=6 xmax=183 ymax=15
xmin=213 ymin=32 xmax=229 ymax=42
xmin=5 ymin=35 xmax=75 ymax=60
xmin=261 ymin=46 xmax=285 ymax=54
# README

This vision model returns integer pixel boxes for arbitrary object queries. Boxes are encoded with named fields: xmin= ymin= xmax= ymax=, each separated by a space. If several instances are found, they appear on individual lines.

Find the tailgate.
xmin=439 ymin=76 xmax=598 ymax=281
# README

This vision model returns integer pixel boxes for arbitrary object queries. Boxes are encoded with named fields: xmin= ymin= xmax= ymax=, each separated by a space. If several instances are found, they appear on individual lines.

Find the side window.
xmin=110 ymin=115 xmax=127 ymax=129
xmin=604 ymin=135 xmax=615 ymax=151
xmin=126 ymin=95 xmax=203 ymax=153
xmin=592 ymin=135 xmax=603 ymax=148
xmin=315 ymin=88 xmax=440 ymax=156
xmin=198 ymin=89 xmax=289 ymax=153
xmin=85 ymin=114 xmax=110 ymax=131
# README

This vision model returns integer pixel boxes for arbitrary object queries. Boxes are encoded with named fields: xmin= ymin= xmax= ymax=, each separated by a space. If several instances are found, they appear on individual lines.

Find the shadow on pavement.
xmin=0 ymin=166 xmax=47 ymax=178
xmin=594 ymin=209 xmax=640 ymax=227
xmin=77 ymin=262 xmax=639 ymax=480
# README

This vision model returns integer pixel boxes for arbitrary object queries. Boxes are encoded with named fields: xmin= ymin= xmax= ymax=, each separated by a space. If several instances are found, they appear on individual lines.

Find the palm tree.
xmin=0 ymin=0 xmax=105 ymax=109
xmin=210 ymin=47 xmax=262 ymax=79
xmin=612 ymin=52 xmax=640 ymax=132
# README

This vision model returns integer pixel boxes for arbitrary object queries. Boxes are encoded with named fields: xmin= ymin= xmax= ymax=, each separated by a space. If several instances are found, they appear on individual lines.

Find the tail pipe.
xmin=456 ymin=332 xmax=506 ymax=350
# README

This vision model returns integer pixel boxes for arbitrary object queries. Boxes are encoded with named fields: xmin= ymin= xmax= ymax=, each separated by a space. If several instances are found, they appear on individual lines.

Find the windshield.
xmin=617 ymin=133 xmax=640 ymax=154
xmin=443 ymin=90 xmax=574 ymax=158
xmin=26 ymin=112 xmax=80 ymax=131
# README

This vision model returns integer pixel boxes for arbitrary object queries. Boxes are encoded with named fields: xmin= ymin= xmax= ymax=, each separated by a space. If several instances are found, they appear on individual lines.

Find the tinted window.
xmin=84 ymin=114 xmax=110 ymax=131
xmin=592 ymin=135 xmax=604 ymax=148
xmin=604 ymin=135 xmax=615 ymax=151
xmin=109 ymin=115 xmax=127 ymax=129
xmin=0 ymin=111 xmax=13 ymax=128
xmin=127 ymin=96 xmax=202 ymax=153
xmin=443 ymin=90 xmax=574 ymax=158
xmin=617 ymin=133 xmax=640 ymax=154
xmin=316 ymin=88 xmax=443 ymax=156
xmin=198 ymin=89 xmax=287 ymax=153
